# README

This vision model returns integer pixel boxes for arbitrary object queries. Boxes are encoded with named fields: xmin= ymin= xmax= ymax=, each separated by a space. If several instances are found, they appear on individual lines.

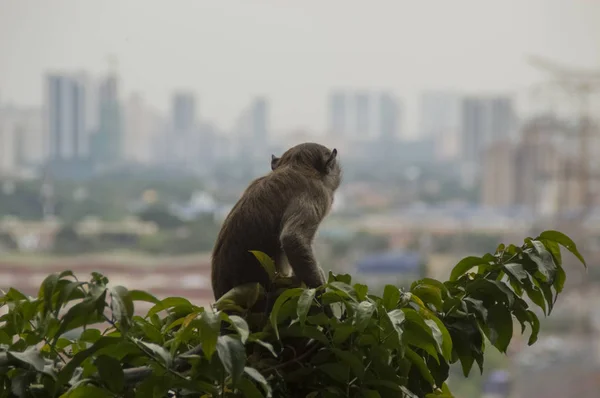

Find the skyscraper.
xmin=419 ymin=92 xmax=462 ymax=161
xmin=45 ymin=73 xmax=89 ymax=160
xmin=0 ymin=108 xmax=16 ymax=176
xmin=92 ymin=73 xmax=124 ymax=166
xmin=250 ymin=96 xmax=268 ymax=142
xmin=124 ymin=93 xmax=162 ymax=164
xmin=0 ymin=106 xmax=43 ymax=176
xmin=378 ymin=92 xmax=399 ymax=142
xmin=172 ymin=92 xmax=196 ymax=133
xmin=355 ymin=92 xmax=370 ymax=137
xmin=461 ymin=95 xmax=515 ymax=164
xmin=328 ymin=91 xmax=347 ymax=136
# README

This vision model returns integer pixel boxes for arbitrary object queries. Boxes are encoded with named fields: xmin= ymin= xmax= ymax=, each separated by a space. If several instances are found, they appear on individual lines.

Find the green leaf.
xmin=297 ymin=288 xmax=316 ymax=327
xmin=269 ymin=288 xmax=303 ymax=339
xmin=0 ymin=287 xmax=28 ymax=305
xmin=328 ymin=281 xmax=358 ymax=302
xmin=307 ymin=312 xmax=331 ymax=326
xmin=319 ymin=362 xmax=350 ymax=383
xmin=504 ymin=263 xmax=528 ymax=282
xmin=528 ymin=241 xmax=557 ymax=282
xmin=0 ymin=329 xmax=10 ymax=344
xmin=382 ymin=285 xmax=400 ymax=310
xmin=355 ymin=301 xmax=376 ymax=332
xmin=553 ymin=266 xmax=567 ymax=295
xmin=199 ymin=310 xmax=221 ymax=360
xmin=95 ymin=355 xmax=124 ymax=392
xmin=61 ymin=384 xmax=114 ymax=397
xmin=405 ymin=348 xmax=435 ymax=386
xmin=354 ymin=284 xmax=369 ymax=301
xmin=56 ymin=281 xmax=87 ymax=310
xmin=237 ymin=378 xmax=265 ymax=398
xmin=329 ymin=272 xmax=352 ymax=284
xmin=244 ymin=367 xmax=272 ymax=397
xmin=222 ymin=314 xmax=250 ymax=344
xmin=215 ymin=283 xmax=265 ymax=312
xmin=447 ymin=318 xmax=484 ymax=377
xmin=7 ymin=348 xmax=45 ymax=372
xmin=404 ymin=324 xmax=439 ymax=362
xmin=133 ymin=318 xmax=163 ymax=344
xmin=528 ymin=286 xmax=547 ymax=315
xmin=465 ymin=278 xmax=514 ymax=307
xmin=425 ymin=317 xmax=452 ymax=361
xmin=527 ymin=310 xmax=540 ymax=345
xmin=80 ymin=329 xmax=102 ymax=343
xmin=539 ymin=230 xmax=586 ymax=267
xmin=364 ymin=379 xmax=404 ymax=393
xmin=129 ymin=290 xmax=160 ymax=305
xmin=54 ymin=296 xmax=106 ymax=341
xmin=539 ymin=282 xmax=555 ymax=315
xmin=139 ymin=340 xmax=172 ymax=367
xmin=333 ymin=324 xmax=355 ymax=345
xmin=331 ymin=348 xmax=365 ymax=379
xmin=411 ymin=283 xmax=443 ymax=311
xmin=540 ymin=238 xmax=562 ymax=266
xmin=216 ymin=335 xmax=246 ymax=387
xmin=281 ymin=323 xmax=329 ymax=345
xmin=109 ymin=286 xmax=134 ymax=330
xmin=463 ymin=297 xmax=487 ymax=322
xmin=449 ymin=256 xmax=488 ymax=281
xmin=249 ymin=250 xmax=276 ymax=282
xmin=401 ymin=386 xmax=420 ymax=398
xmin=40 ymin=273 xmax=59 ymax=315
xmin=147 ymin=297 xmax=193 ymax=317
xmin=57 ymin=336 xmax=121 ymax=386
xmin=248 ymin=335 xmax=278 ymax=357
xmin=360 ymin=389 xmax=383 ymax=398
xmin=482 ymin=303 xmax=513 ymax=353
xmin=385 ymin=309 xmax=406 ymax=344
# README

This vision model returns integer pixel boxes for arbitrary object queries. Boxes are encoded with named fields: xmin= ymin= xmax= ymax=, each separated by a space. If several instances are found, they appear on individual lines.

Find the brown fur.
xmin=211 ymin=142 xmax=342 ymax=301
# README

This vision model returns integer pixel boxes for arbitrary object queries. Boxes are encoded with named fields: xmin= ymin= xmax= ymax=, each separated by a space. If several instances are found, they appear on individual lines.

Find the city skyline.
xmin=1 ymin=0 xmax=599 ymax=137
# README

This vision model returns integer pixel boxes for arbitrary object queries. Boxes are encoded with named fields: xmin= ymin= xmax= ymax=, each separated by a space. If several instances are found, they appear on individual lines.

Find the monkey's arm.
xmin=279 ymin=202 xmax=327 ymax=289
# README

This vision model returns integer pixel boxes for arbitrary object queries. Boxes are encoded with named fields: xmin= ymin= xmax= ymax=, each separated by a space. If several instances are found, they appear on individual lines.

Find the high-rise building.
xmin=45 ymin=73 xmax=90 ymax=160
xmin=0 ymin=108 xmax=16 ymax=176
xmin=461 ymin=95 xmax=515 ymax=164
xmin=419 ymin=92 xmax=462 ymax=161
xmin=124 ymin=93 xmax=162 ymax=164
xmin=250 ymin=96 xmax=268 ymax=142
xmin=91 ymin=73 xmax=124 ymax=166
xmin=172 ymin=92 xmax=196 ymax=133
xmin=328 ymin=91 xmax=347 ymax=136
xmin=355 ymin=92 xmax=370 ymax=137
xmin=481 ymin=140 xmax=517 ymax=208
xmin=378 ymin=92 xmax=399 ymax=142
xmin=0 ymin=106 xmax=44 ymax=173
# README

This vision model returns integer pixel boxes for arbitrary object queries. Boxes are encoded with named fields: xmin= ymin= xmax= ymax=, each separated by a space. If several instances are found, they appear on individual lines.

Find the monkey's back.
xmin=211 ymin=170 xmax=316 ymax=300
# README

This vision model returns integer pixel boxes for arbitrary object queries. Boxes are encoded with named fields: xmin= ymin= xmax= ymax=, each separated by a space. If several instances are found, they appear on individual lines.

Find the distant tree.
xmin=53 ymin=225 xmax=90 ymax=254
xmin=137 ymin=205 xmax=184 ymax=230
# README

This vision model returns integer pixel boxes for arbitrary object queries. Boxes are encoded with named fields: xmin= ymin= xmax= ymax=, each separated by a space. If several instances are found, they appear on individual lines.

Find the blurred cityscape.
xmin=1 ymin=1 xmax=600 ymax=397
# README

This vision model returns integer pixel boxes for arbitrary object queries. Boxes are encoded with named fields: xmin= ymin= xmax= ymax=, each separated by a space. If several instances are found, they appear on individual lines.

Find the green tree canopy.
xmin=0 ymin=230 xmax=586 ymax=397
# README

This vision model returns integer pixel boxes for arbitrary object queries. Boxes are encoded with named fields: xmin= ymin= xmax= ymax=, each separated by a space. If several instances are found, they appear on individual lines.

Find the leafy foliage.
xmin=0 ymin=230 xmax=585 ymax=397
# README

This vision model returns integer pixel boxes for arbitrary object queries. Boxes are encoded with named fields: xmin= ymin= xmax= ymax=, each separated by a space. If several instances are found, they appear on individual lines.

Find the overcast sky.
xmin=0 ymin=0 xmax=599 ymax=137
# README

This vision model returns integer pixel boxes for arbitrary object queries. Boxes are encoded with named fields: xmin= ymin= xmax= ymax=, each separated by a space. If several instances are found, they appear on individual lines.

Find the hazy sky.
xmin=1 ymin=0 xmax=599 ymax=137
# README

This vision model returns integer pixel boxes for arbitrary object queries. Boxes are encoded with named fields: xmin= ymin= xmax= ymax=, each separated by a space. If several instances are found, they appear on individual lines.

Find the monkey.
xmin=210 ymin=142 xmax=342 ymax=305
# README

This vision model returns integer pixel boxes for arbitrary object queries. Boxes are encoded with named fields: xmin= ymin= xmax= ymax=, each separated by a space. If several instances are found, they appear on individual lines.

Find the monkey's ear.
xmin=271 ymin=154 xmax=280 ymax=171
xmin=325 ymin=148 xmax=337 ymax=171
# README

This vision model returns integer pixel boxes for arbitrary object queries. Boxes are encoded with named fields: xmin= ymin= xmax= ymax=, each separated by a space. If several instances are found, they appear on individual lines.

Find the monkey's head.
xmin=271 ymin=143 xmax=342 ymax=191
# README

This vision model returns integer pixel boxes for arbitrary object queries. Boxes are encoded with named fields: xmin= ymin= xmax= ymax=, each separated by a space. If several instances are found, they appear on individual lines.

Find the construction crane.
xmin=527 ymin=54 xmax=600 ymax=223
xmin=526 ymin=54 xmax=600 ymax=334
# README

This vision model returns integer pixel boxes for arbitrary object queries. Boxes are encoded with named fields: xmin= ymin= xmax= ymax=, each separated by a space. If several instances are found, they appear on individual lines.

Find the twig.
xmin=264 ymin=340 xmax=321 ymax=373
